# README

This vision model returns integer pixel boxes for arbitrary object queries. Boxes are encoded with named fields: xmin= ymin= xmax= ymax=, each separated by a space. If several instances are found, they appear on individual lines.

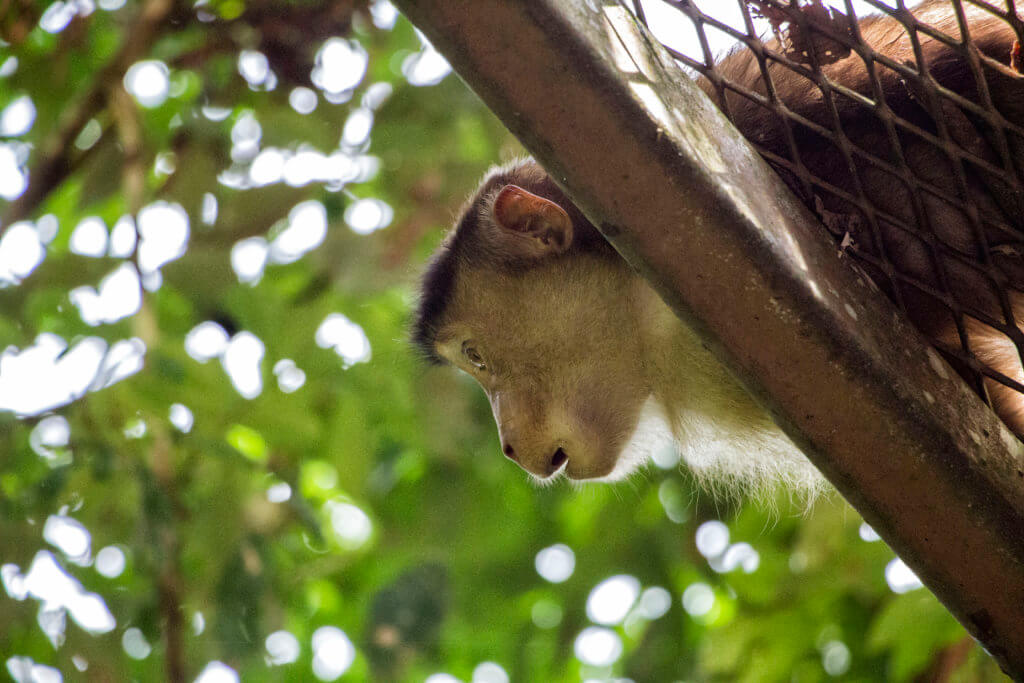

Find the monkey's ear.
xmin=490 ymin=185 xmax=573 ymax=257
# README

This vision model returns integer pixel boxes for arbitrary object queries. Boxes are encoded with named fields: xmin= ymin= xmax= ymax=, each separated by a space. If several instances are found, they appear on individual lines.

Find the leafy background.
xmin=0 ymin=0 xmax=1007 ymax=681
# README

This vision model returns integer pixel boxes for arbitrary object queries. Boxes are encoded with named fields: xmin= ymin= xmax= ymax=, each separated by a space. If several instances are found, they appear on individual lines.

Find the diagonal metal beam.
xmin=393 ymin=0 xmax=1024 ymax=674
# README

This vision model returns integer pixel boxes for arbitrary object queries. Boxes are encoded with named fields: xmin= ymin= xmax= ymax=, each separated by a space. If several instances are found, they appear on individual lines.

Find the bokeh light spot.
xmin=95 ymin=546 xmax=126 ymax=578
xmin=7 ymin=656 xmax=63 ymax=683
xmin=315 ymin=313 xmax=371 ymax=368
xmin=238 ymin=50 xmax=270 ymax=87
xmin=123 ymin=418 xmax=146 ymax=439
xmin=39 ymin=1 xmax=78 ymax=32
xmin=231 ymin=237 xmax=268 ymax=284
xmin=586 ymin=575 xmax=640 ymax=625
xmin=402 ymin=34 xmax=451 ymax=86
xmin=267 ymin=482 xmax=292 ymax=503
xmin=718 ymin=542 xmax=760 ymax=574
xmin=342 ymin=108 xmax=373 ymax=148
xmin=265 ymin=630 xmax=300 ymax=665
xmin=169 ymin=403 xmax=194 ymax=433
xmin=327 ymin=501 xmax=372 ymax=549
xmin=202 ymin=193 xmax=218 ymax=225
xmin=69 ymin=217 xmax=108 ymax=257
xmin=0 ymin=144 xmax=28 ymax=200
xmin=43 ymin=515 xmax=91 ymax=562
xmin=221 ymin=332 xmax=265 ymax=399
xmin=362 ymin=82 xmax=393 ymax=110
xmin=108 ymin=215 xmax=137 ymax=257
xmin=822 ymin=640 xmax=851 ymax=676
xmin=30 ymin=415 xmax=71 ymax=465
xmin=70 ymin=264 xmax=142 ymax=326
xmin=312 ymin=38 xmax=368 ymax=96
xmin=534 ymin=544 xmax=575 ymax=583
xmin=344 ymin=198 xmax=393 ymax=235
xmin=273 ymin=359 xmax=306 ymax=393
xmin=885 ymin=558 xmax=923 ymax=594
xmin=370 ymin=0 xmax=399 ymax=29
xmin=425 ymin=675 xmax=461 ymax=683
xmin=311 ymin=626 xmax=355 ymax=680
xmin=23 ymin=551 xmax=115 ymax=635
xmin=137 ymin=201 xmax=189 ymax=273
xmin=185 ymin=321 xmax=229 ymax=362
xmin=638 ymin=586 xmax=672 ymax=620
xmin=682 ymin=582 xmax=715 ymax=617
xmin=695 ymin=520 xmax=729 ymax=558
xmin=0 ymin=95 xmax=36 ymax=136
xmin=195 ymin=661 xmax=239 ymax=683
xmin=123 ymin=61 xmax=170 ymax=108
xmin=472 ymin=662 xmax=509 ymax=683
xmin=573 ymin=626 xmax=622 ymax=667
xmin=859 ymin=522 xmax=881 ymax=542
xmin=0 ymin=335 xmax=126 ymax=416
xmin=0 ymin=221 xmax=44 ymax=285
xmin=270 ymin=200 xmax=327 ymax=263
xmin=74 ymin=118 xmax=102 ymax=150
xmin=0 ymin=57 xmax=17 ymax=77
xmin=290 ymin=87 xmax=318 ymax=114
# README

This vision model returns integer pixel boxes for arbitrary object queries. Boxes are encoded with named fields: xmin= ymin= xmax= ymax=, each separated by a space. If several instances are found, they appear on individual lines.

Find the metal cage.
xmin=633 ymin=0 xmax=1024 ymax=409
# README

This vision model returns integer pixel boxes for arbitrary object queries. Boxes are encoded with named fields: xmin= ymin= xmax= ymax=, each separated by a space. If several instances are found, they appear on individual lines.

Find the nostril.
xmin=503 ymin=443 xmax=516 ymax=459
xmin=550 ymin=448 xmax=568 ymax=472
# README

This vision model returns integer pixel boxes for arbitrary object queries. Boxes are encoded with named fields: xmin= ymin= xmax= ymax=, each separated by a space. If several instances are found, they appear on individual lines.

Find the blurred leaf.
xmin=226 ymin=424 xmax=269 ymax=464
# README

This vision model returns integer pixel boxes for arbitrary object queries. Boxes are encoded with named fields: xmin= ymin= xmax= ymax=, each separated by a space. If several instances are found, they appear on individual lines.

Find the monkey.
xmin=411 ymin=160 xmax=822 ymax=493
xmin=411 ymin=1 xmax=1024 ymax=490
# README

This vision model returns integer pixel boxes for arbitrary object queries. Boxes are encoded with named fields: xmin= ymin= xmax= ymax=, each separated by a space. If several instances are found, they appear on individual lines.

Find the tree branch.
xmin=1 ymin=0 xmax=178 ymax=228
xmin=107 ymin=84 xmax=145 ymax=214
xmin=151 ymin=431 xmax=186 ymax=683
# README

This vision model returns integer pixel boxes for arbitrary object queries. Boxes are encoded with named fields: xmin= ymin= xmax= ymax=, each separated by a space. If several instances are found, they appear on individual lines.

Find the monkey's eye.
xmin=462 ymin=341 xmax=486 ymax=371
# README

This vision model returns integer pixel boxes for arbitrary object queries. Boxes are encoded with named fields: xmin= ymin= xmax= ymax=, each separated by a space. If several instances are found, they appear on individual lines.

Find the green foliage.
xmin=0 ymin=1 xmax=1007 ymax=682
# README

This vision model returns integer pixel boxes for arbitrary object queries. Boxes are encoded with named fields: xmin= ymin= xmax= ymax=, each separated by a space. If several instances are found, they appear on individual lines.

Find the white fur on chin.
xmin=595 ymin=395 xmax=674 ymax=483
xmin=595 ymin=395 xmax=825 ymax=503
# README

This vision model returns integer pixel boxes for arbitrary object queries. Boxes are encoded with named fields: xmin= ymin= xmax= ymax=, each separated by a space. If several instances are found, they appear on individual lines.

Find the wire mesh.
xmin=629 ymin=0 xmax=1024 ymax=420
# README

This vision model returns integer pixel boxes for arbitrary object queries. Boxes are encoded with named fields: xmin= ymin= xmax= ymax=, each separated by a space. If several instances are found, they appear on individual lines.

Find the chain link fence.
xmin=631 ymin=0 xmax=1024 ymax=417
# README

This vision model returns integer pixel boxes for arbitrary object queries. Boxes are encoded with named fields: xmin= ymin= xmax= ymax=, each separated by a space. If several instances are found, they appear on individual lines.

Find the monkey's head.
xmin=413 ymin=159 xmax=669 ymax=482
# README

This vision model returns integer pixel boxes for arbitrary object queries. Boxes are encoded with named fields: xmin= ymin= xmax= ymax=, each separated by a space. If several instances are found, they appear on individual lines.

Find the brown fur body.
xmin=704 ymin=0 xmax=1024 ymax=432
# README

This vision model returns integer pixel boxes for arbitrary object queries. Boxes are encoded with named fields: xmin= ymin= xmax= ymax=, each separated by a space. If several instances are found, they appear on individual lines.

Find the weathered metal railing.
xmin=392 ymin=0 xmax=1024 ymax=675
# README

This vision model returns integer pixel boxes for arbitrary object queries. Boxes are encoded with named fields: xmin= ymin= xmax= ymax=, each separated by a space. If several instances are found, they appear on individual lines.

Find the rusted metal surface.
xmin=394 ymin=0 xmax=1024 ymax=675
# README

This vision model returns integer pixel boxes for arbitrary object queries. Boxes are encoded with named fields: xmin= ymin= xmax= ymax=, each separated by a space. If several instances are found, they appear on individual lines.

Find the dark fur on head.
xmin=411 ymin=159 xmax=614 ymax=364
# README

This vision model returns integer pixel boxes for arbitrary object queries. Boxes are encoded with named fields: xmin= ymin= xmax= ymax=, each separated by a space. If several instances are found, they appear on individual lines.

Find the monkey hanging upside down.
xmin=412 ymin=0 xmax=1024 ymax=490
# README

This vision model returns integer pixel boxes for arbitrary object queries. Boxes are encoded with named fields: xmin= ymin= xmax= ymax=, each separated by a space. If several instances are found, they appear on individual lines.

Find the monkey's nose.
xmin=549 ymin=448 xmax=568 ymax=474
